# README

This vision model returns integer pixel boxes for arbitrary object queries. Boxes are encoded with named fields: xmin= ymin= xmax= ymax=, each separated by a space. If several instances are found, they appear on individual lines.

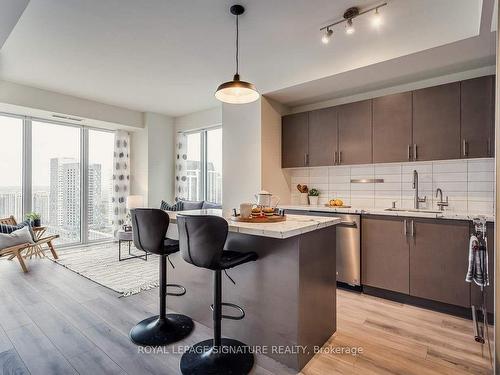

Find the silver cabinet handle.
xmin=413 ymin=144 xmax=417 ymax=161
xmin=410 ymin=220 xmax=415 ymax=237
xmin=407 ymin=145 xmax=411 ymax=161
xmin=339 ymin=221 xmax=357 ymax=227
xmin=333 ymin=151 xmax=337 ymax=165
xmin=487 ymin=138 xmax=491 ymax=157
xmin=304 ymin=153 xmax=308 ymax=166
xmin=403 ymin=219 xmax=407 ymax=236
xmin=462 ymin=139 xmax=468 ymax=157
xmin=338 ymin=151 xmax=342 ymax=164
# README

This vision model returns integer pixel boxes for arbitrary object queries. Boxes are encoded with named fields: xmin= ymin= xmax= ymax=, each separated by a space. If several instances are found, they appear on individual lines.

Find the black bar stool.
xmin=177 ymin=214 xmax=258 ymax=375
xmin=129 ymin=208 xmax=194 ymax=346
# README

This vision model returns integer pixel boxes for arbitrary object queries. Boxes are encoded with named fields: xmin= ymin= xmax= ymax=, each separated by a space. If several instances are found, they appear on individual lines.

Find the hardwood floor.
xmin=0 ymin=257 xmax=493 ymax=375
xmin=301 ymin=290 xmax=493 ymax=375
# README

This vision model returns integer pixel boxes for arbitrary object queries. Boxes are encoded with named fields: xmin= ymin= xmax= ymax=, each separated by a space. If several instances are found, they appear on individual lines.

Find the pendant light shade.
xmin=215 ymin=5 xmax=259 ymax=104
xmin=215 ymin=74 xmax=259 ymax=104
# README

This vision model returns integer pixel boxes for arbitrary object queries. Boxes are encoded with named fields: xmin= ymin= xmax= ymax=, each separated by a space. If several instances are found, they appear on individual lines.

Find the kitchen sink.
xmin=384 ymin=208 xmax=443 ymax=214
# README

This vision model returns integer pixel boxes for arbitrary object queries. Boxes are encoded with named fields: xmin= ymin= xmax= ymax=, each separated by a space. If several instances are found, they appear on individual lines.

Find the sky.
xmin=0 ymin=116 xmax=114 ymax=187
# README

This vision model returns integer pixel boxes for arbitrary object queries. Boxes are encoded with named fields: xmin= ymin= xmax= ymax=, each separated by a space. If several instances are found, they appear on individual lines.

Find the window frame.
xmin=183 ymin=125 xmax=222 ymax=203
xmin=1 ymin=111 xmax=115 ymax=247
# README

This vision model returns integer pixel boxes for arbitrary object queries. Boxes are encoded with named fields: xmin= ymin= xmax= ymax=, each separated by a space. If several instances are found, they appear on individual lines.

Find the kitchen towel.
xmin=466 ymin=235 xmax=489 ymax=287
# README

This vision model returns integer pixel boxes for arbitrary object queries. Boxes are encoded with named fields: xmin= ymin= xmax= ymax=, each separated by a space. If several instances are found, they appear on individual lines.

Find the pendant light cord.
xmin=235 ymin=14 xmax=239 ymax=75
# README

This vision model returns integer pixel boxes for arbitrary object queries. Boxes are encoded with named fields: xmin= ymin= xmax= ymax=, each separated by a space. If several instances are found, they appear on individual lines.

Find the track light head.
xmin=345 ymin=19 xmax=355 ymax=34
xmin=321 ymin=28 xmax=333 ymax=44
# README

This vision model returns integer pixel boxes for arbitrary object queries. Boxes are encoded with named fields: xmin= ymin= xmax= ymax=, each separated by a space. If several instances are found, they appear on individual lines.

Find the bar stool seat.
xmin=219 ymin=250 xmax=258 ymax=270
xmin=177 ymin=214 xmax=258 ymax=375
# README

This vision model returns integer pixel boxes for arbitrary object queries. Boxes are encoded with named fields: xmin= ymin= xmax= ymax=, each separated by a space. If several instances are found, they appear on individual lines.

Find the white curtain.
xmin=175 ymin=132 xmax=188 ymax=200
xmin=112 ymin=130 xmax=130 ymax=231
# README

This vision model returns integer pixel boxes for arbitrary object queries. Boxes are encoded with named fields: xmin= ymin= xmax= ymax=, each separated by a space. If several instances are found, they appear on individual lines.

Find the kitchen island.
xmin=165 ymin=209 xmax=341 ymax=371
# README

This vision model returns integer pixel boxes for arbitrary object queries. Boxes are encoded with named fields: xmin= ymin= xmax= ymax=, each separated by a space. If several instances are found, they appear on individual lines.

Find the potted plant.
xmin=26 ymin=212 xmax=41 ymax=227
xmin=308 ymin=188 xmax=320 ymax=206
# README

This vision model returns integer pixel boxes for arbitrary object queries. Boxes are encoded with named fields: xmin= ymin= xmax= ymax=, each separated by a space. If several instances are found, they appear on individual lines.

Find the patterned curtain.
xmin=112 ymin=130 xmax=130 ymax=232
xmin=175 ymin=132 xmax=188 ymax=200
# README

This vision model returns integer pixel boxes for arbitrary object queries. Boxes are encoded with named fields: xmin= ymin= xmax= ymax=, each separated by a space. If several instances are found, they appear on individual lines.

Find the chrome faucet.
xmin=435 ymin=188 xmax=449 ymax=211
xmin=412 ymin=170 xmax=426 ymax=209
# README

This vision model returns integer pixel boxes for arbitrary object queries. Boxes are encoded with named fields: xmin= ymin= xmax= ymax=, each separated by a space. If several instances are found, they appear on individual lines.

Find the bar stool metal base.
xmin=180 ymin=338 xmax=254 ymax=375
xmin=130 ymin=314 xmax=194 ymax=346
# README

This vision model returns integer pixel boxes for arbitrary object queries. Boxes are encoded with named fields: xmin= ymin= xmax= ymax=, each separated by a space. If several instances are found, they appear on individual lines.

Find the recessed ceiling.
xmin=0 ymin=0 xmax=485 ymax=117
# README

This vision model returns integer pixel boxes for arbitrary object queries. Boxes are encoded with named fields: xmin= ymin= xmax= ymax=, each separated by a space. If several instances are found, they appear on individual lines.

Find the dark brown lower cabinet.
xmin=362 ymin=216 xmax=409 ymax=294
xmin=470 ymin=222 xmax=495 ymax=314
xmin=409 ymin=219 xmax=470 ymax=307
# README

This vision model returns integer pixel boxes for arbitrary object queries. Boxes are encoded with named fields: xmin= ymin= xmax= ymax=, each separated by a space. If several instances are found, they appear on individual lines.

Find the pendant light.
xmin=215 ymin=4 xmax=259 ymax=104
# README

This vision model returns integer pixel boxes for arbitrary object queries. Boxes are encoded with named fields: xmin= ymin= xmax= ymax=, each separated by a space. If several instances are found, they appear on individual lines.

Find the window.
xmin=0 ymin=115 xmax=23 ymax=221
xmin=185 ymin=132 xmax=202 ymax=201
xmin=88 ymin=129 xmax=114 ymax=241
xmin=32 ymin=121 xmax=81 ymax=244
xmin=1 ymin=112 xmax=115 ymax=247
xmin=183 ymin=127 xmax=222 ymax=204
xmin=206 ymin=128 xmax=222 ymax=204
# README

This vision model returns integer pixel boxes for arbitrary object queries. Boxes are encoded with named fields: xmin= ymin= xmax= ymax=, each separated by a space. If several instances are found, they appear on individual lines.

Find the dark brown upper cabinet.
xmin=461 ymin=75 xmax=495 ymax=158
xmin=308 ymin=107 xmax=338 ymax=166
xmin=282 ymin=113 xmax=309 ymax=168
xmin=338 ymin=100 xmax=372 ymax=165
xmin=362 ymin=216 xmax=410 ymax=294
xmin=372 ymin=92 xmax=413 ymax=163
xmin=412 ymin=82 xmax=461 ymax=161
xmin=409 ymin=219 xmax=470 ymax=307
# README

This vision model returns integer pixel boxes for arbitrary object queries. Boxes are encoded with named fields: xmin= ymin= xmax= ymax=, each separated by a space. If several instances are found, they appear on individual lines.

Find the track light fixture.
xmin=320 ymin=2 xmax=387 ymax=44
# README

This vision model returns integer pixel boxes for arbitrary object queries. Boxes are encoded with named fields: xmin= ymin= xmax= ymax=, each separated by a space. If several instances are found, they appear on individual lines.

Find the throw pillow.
xmin=0 ymin=220 xmax=35 ymax=241
xmin=179 ymin=200 xmax=204 ymax=210
xmin=0 ymin=226 xmax=35 ymax=249
xmin=160 ymin=200 xmax=183 ymax=211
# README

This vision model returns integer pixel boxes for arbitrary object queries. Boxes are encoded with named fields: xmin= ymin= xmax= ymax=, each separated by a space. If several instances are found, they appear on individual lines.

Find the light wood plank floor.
xmin=0 ymin=257 xmax=494 ymax=375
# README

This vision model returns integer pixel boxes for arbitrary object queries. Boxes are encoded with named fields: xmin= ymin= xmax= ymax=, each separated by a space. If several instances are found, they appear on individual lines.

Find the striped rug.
xmin=50 ymin=242 xmax=159 ymax=297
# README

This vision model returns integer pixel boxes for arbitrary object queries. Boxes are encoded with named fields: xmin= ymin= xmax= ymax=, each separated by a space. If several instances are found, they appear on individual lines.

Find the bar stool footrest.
xmin=166 ymin=283 xmax=186 ymax=296
xmin=210 ymin=302 xmax=245 ymax=320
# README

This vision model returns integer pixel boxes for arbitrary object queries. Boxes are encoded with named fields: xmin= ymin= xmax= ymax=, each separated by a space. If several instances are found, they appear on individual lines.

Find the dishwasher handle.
xmin=338 ymin=221 xmax=358 ymax=227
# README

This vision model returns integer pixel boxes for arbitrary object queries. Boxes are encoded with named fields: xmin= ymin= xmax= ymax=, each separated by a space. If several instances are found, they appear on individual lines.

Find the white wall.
xmin=222 ymin=100 xmax=262 ymax=210
xmin=130 ymin=112 xmax=175 ymax=207
xmin=290 ymin=66 xmax=495 ymax=113
xmin=0 ymin=79 xmax=144 ymax=130
xmin=174 ymin=106 xmax=221 ymax=132
xmin=261 ymin=97 xmax=291 ymax=204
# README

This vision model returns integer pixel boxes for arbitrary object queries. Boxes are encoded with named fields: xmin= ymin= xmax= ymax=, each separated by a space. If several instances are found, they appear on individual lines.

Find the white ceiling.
xmin=0 ymin=0 xmax=488 ymax=117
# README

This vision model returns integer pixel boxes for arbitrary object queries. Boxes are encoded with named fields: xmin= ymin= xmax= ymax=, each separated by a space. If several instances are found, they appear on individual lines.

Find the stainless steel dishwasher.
xmin=285 ymin=210 xmax=361 ymax=286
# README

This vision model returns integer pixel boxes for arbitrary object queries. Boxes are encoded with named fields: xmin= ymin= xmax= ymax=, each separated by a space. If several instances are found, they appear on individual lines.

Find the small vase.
xmin=33 ymin=218 xmax=41 ymax=227
xmin=309 ymin=196 xmax=319 ymax=206
xmin=300 ymin=192 xmax=309 ymax=205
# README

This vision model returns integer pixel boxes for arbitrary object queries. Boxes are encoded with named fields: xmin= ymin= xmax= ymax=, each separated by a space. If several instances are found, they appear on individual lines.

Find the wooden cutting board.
xmin=230 ymin=215 xmax=287 ymax=223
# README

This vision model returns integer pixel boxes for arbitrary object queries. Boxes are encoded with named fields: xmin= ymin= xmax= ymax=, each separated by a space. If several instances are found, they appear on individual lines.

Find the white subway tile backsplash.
xmin=286 ymin=158 xmax=494 ymax=215
xmin=468 ymin=181 xmax=494 ymax=192
xmin=468 ymin=171 xmax=495 ymax=182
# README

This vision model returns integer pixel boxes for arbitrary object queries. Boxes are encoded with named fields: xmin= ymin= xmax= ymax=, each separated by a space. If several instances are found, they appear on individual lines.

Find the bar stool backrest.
xmin=177 ymin=214 xmax=228 ymax=270
xmin=131 ymin=209 xmax=169 ymax=255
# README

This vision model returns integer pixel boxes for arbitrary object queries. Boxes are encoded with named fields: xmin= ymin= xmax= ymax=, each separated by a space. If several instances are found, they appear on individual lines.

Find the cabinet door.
xmin=362 ymin=216 xmax=409 ymax=294
xmin=282 ymin=113 xmax=309 ymax=168
xmin=410 ymin=219 xmax=470 ymax=307
xmin=471 ymin=222 xmax=495 ymax=314
xmin=338 ymin=100 xmax=372 ymax=165
xmin=373 ymin=92 xmax=412 ymax=163
xmin=308 ymin=107 xmax=337 ymax=166
xmin=461 ymin=75 xmax=494 ymax=158
xmin=412 ymin=83 xmax=461 ymax=161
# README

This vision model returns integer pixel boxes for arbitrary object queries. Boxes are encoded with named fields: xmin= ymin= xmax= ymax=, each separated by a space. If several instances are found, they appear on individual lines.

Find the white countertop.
xmin=168 ymin=209 xmax=342 ymax=239
xmin=280 ymin=205 xmax=494 ymax=222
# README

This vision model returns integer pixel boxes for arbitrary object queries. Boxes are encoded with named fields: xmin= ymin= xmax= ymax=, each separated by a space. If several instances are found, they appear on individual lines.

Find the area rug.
xmin=50 ymin=242 xmax=159 ymax=297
